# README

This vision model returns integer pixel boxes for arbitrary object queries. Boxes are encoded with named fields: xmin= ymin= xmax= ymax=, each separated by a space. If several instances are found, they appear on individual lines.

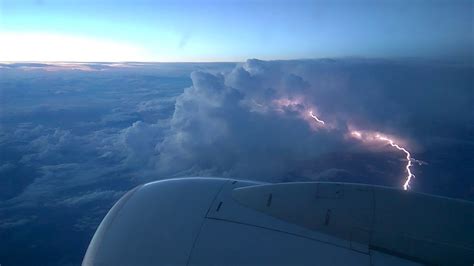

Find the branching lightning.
xmin=350 ymin=130 xmax=426 ymax=190
xmin=269 ymin=97 xmax=424 ymax=190
xmin=375 ymin=134 xmax=415 ymax=190
xmin=349 ymin=130 xmax=423 ymax=190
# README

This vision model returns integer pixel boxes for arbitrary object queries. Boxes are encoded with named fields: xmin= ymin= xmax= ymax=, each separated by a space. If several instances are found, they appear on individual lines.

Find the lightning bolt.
xmin=349 ymin=130 xmax=425 ymax=190
xmin=375 ymin=134 xmax=415 ymax=190
xmin=309 ymin=110 xmax=325 ymax=125
xmin=270 ymin=98 xmax=424 ymax=190
xmin=307 ymin=114 xmax=423 ymax=190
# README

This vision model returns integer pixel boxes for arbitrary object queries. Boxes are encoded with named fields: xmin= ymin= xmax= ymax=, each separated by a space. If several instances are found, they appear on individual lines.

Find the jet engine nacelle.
xmin=83 ymin=177 xmax=474 ymax=266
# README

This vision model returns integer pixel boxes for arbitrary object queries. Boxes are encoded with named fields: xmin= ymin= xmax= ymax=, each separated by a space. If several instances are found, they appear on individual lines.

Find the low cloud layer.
xmin=1 ymin=59 xmax=472 ymax=203
xmin=0 ymin=59 xmax=472 ymax=265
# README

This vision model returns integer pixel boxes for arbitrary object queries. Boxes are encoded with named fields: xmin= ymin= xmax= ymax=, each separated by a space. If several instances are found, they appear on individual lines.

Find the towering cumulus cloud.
xmin=157 ymin=61 xmax=347 ymax=181
xmin=155 ymin=59 xmax=473 ymax=190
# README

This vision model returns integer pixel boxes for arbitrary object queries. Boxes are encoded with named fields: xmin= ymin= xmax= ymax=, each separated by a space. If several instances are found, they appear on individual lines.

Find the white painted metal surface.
xmin=188 ymin=218 xmax=369 ymax=266
xmin=83 ymin=178 xmax=226 ymax=265
xmin=83 ymin=177 xmax=474 ymax=266
xmin=233 ymin=182 xmax=474 ymax=265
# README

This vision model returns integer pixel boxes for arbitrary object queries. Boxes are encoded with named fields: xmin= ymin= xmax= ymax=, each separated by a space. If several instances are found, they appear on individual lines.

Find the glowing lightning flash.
xmin=309 ymin=110 xmax=325 ymax=125
xmin=273 ymin=97 xmax=424 ymax=190
xmin=375 ymin=134 xmax=416 ymax=190
xmin=349 ymin=130 xmax=422 ymax=190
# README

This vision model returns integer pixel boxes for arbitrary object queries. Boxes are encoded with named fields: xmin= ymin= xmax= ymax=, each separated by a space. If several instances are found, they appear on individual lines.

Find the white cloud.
xmin=51 ymin=190 xmax=125 ymax=207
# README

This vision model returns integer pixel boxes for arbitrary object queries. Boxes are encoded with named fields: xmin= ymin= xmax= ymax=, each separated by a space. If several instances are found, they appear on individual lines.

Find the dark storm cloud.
xmin=1 ymin=59 xmax=473 ymax=204
xmin=156 ymin=66 xmax=349 ymax=181
xmin=154 ymin=59 xmax=474 ymax=195
xmin=0 ymin=59 xmax=472 ymax=266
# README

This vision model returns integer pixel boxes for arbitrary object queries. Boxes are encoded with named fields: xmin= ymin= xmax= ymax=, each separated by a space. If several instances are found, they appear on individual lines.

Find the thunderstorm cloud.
xmin=0 ymin=59 xmax=473 ymax=265
xmin=155 ymin=59 xmax=474 ymax=191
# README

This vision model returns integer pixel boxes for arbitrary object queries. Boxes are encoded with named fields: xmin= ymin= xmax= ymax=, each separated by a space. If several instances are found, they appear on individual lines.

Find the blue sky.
xmin=1 ymin=0 xmax=472 ymax=61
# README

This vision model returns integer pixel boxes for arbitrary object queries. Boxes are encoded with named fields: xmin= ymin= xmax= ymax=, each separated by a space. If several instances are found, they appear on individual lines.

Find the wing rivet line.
xmin=324 ymin=209 xmax=331 ymax=226
xmin=266 ymin=193 xmax=273 ymax=207
xmin=216 ymin=201 xmax=223 ymax=212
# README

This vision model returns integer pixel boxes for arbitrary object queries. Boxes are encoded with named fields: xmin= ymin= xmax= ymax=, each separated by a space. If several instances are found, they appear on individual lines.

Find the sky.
xmin=0 ymin=0 xmax=472 ymax=62
xmin=0 ymin=1 xmax=473 ymax=264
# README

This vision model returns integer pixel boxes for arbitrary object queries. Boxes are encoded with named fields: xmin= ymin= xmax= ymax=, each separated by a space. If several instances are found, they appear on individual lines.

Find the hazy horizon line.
xmin=1 ymin=55 xmax=472 ymax=65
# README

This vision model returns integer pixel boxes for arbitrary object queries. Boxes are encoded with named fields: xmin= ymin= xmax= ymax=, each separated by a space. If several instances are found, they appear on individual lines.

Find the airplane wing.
xmin=82 ymin=177 xmax=474 ymax=265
